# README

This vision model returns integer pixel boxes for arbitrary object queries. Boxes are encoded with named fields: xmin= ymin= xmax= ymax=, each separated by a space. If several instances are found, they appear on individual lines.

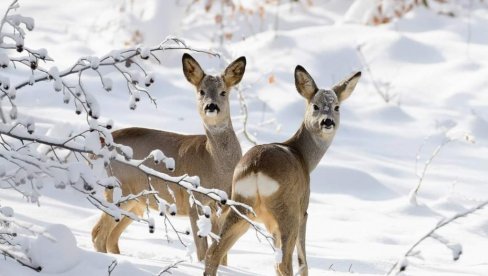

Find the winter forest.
xmin=1 ymin=0 xmax=488 ymax=275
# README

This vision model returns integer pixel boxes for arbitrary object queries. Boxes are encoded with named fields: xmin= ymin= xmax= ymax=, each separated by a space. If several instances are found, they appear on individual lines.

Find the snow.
xmin=196 ymin=215 xmax=212 ymax=238
xmin=0 ymin=53 xmax=9 ymax=68
xmin=274 ymin=247 xmax=283 ymax=264
xmin=168 ymin=203 xmax=177 ymax=216
xmin=0 ymin=206 xmax=14 ymax=217
xmin=29 ymin=224 xmax=81 ymax=273
xmin=1 ymin=0 xmax=488 ymax=276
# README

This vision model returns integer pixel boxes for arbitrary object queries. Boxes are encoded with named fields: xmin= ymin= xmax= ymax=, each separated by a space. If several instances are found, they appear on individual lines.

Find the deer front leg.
xmin=190 ymin=205 xmax=208 ymax=262
xmin=106 ymin=202 xmax=144 ymax=254
xmin=92 ymin=212 xmax=115 ymax=253
xmin=204 ymin=208 xmax=250 ymax=276
xmin=210 ymin=210 xmax=227 ymax=266
xmin=296 ymin=212 xmax=308 ymax=276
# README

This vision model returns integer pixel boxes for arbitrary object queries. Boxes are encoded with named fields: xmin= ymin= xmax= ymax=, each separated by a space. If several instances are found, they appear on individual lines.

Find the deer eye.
xmin=334 ymin=106 xmax=340 ymax=112
xmin=220 ymin=91 xmax=226 ymax=97
xmin=199 ymin=90 xmax=205 ymax=96
xmin=313 ymin=105 xmax=319 ymax=111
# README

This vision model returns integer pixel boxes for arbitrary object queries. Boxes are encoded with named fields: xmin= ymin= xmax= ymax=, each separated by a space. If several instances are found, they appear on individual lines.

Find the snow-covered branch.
xmin=409 ymin=129 xmax=475 ymax=205
xmin=157 ymin=260 xmax=185 ymax=275
xmin=0 ymin=1 xmax=280 ymax=272
xmin=387 ymin=199 xmax=488 ymax=275
xmin=0 ymin=202 xmax=44 ymax=271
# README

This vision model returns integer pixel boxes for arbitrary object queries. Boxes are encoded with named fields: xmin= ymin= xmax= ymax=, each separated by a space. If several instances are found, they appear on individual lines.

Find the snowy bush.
xmin=345 ymin=0 xmax=484 ymax=25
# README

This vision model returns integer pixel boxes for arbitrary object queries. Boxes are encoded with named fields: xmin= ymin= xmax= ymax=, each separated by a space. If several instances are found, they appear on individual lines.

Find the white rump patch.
xmin=234 ymin=173 xmax=280 ymax=198
xmin=257 ymin=173 xmax=280 ymax=196
xmin=234 ymin=175 xmax=257 ymax=197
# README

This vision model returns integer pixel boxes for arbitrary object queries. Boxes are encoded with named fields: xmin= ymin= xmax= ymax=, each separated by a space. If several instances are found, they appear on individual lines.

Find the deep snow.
xmin=1 ymin=0 xmax=488 ymax=275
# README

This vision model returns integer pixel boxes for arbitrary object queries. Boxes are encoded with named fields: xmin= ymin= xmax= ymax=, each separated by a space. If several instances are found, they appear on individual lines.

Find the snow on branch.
xmin=409 ymin=128 xmax=475 ymax=205
xmin=0 ymin=202 xmax=46 ymax=271
xmin=0 ymin=1 xmax=272 ymax=271
xmin=387 ymin=199 xmax=488 ymax=275
xmin=157 ymin=260 xmax=185 ymax=275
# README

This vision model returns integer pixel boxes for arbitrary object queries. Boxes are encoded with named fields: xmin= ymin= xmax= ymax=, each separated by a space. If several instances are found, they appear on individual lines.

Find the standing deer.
xmin=91 ymin=53 xmax=246 ymax=262
xmin=204 ymin=66 xmax=361 ymax=276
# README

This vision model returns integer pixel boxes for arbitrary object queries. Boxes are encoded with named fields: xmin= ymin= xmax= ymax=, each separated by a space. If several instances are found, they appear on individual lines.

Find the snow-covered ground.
xmin=2 ymin=0 xmax=488 ymax=275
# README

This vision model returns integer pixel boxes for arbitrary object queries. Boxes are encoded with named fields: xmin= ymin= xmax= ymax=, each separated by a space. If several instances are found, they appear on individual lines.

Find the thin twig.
xmin=157 ymin=260 xmax=184 ymax=275
xmin=387 ymin=199 xmax=488 ymax=275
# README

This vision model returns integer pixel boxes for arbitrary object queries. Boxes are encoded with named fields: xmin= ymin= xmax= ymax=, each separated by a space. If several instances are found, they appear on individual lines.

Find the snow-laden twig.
xmin=107 ymin=259 xmax=117 ymax=276
xmin=409 ymin=136 xmax=451 ymax=205
xmin=236 ymin=85 xmax=257 ymax=145
xmin=230 ymin=205 xmax=275 ymax=249
xmin=13 ymin=37 xmax=218 ymax=92
xmin=157 ymin=260 xmax=185 ymax=275
xmin=232 ymin=68 xmax=279 ymax=146
xmin=356 ymin=44 xmax=393 ymax=103
xmin=387 ymin=199 xmax=488 ymax=275
xmin=409 ymin=129 xmax=475 ymax=205
xmin=0 ymin=202 xmax=44 ymax=272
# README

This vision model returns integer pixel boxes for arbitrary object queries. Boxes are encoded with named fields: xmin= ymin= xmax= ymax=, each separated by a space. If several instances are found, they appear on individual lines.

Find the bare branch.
xmin=387 ymin=200 xmax=488 ymax=275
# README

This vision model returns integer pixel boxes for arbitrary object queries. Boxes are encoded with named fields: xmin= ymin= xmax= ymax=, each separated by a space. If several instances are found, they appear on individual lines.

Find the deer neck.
xmin=285 ymin=123 xmax=334 ymax=173
xmin=204 ymin=119 xmax=242 ymax=169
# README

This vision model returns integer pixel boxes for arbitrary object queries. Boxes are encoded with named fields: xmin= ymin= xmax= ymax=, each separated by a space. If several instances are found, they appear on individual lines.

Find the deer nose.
xmin=205 ymin=103 xmax=220 ymax=113
xmin=321 ymin=118 xmax=335 ymax=128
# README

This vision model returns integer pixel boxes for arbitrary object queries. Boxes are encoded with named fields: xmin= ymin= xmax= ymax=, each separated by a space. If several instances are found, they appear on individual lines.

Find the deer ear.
xmin=182 ymin=53 xmax=205 ymax=86
xmin=332 ymin=71 xmax=361 ymax=103
xmin=223 ymin=56 xmax=246 ymax=87
xmin=294 ymin=65 xmax=317 ymax=101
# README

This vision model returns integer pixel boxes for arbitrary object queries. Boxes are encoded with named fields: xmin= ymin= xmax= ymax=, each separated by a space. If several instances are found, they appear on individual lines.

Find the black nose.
xmin=321 ymin=118 xmax=335 ymax=128
xmin=205 ymin=103 xmax=220 ymax=112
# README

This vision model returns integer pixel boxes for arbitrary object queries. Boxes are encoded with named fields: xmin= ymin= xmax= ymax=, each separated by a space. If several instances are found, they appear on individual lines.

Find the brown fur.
xmin=92 ymin=54 xmax=246 ymax=263
xmin=204 ymin=67 xmax=361 ymax=276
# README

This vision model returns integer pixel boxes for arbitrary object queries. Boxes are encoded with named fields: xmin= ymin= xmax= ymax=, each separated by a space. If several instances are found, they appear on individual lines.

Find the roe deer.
xmin=204 ymin=66 xmax=361 ymax=276
xmin=92 ymin=53 xmax=246 ymax=262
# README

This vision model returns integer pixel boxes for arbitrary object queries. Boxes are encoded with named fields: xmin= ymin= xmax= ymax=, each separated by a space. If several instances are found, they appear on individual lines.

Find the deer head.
xmin=182 ymin=54 xmax=246 ymax=128
xmin=295 ymin=65 xmax=361 ymax=139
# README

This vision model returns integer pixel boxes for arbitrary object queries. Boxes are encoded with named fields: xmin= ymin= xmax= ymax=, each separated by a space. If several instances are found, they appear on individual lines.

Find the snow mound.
xmin=468 ymin=113 xmax=488 ymax=144
xmin=29 ymin=224 xmax=81 ymax=273
xmin=387 ymin=35 xmax=445 ymax=64
xmin=390 ymin=200 xmax=440 ymax=217
xmin=363 ymin=104 xmax=413 ymax=123
xmin=311 ymin=165 xmax=397 ymax=201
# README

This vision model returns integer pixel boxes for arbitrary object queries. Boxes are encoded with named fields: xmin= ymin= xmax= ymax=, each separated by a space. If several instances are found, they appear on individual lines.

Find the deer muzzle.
xmin=320 ymin=118 xmax=335 ymax=129
xmin=204 ymin=103 xmax=220 ymax=117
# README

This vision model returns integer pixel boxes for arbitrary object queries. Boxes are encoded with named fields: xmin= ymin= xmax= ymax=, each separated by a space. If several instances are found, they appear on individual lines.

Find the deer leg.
xmin=92 ymin=189 xmax=120 ymax=253
xmin=189 ymin=205 xmax=208 ymax=262
xmin=204 ymin=208 xmax=250 ymax=276
xmin=106 ymin=202 xmax=143 ymax=254
xmin=269 ymin=208 xmax=299 ymax=276
xmin=296 ymin=212 xmax=308 ymax=276
xmin=210 ymin=211 xmax=227 ymax=266
xmin=92 ymin=212 xmax=115 ymax=253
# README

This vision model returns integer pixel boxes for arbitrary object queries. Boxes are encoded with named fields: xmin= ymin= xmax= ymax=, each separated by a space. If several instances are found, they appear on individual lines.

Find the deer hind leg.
xmin=204 ymin=206 xmax=251 ymax=276
xmin=189 ymin=205 xmax=208 ymax=262
xmin=92 ymin=212 xmax=116 ymax=253
xmin=267 ymin=206 xmax=299 ymax=276
xmin=296 ymin=212 xmax=308 ymax=276
xmin=106 ymin=201 xmax=144 ymax=254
